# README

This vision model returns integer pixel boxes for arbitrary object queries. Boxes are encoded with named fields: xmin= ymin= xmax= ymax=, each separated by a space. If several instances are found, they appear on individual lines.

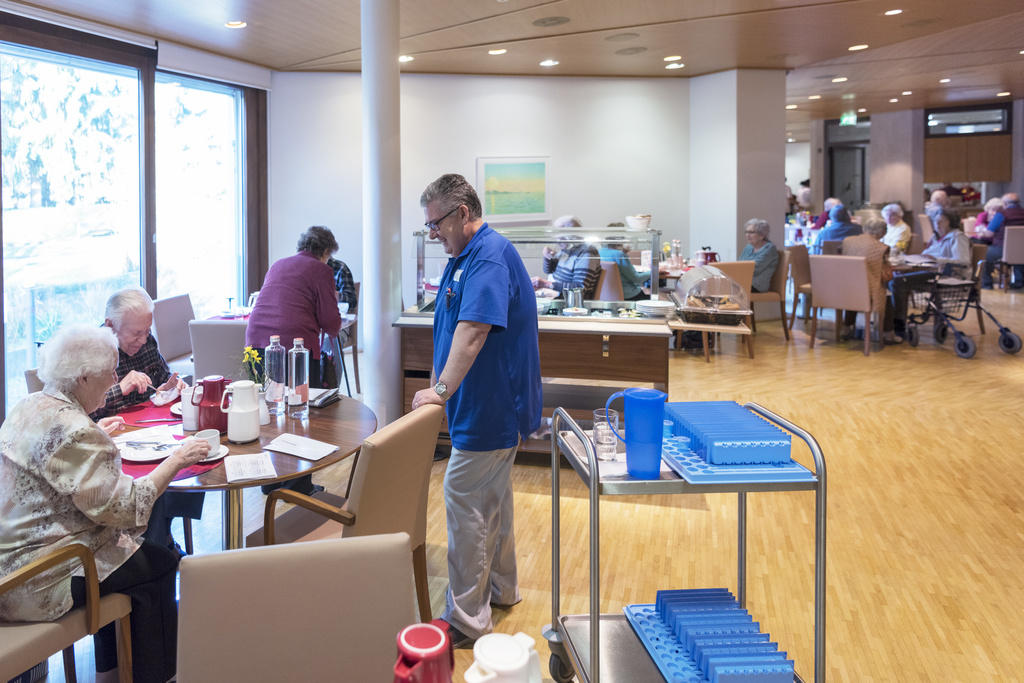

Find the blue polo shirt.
xmin=433 ymin=223 xmax=542 ymax=451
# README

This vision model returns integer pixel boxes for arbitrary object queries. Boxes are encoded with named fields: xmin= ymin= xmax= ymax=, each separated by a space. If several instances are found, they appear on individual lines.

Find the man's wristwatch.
xmin=433 ymin=381 xmax=450 ymax=401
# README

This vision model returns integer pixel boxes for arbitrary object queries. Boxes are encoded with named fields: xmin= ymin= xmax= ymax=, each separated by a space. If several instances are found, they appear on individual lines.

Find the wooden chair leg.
xmin=788 ymin=294 xmax=798 ymax=331
xmin=779 ymin=301 xmax=790 ymax=341
xmin=351 ymin=331 xmax=361 ymax=395
xmin=834 ymin=309 xmax=842 ymax=344
xmin=63 ymin=645 xmax=77 ymax=683
xmin=809 ymin=308 xmax=818 ymax=348
xmin=746 ymin=332 xmax=755 ymax=359
xmin=864 ymin=311 xmax=871 ymax=356
xmin=412 ymin=544 xmax=432 ymax=622
xmin=751 ymin=314 xmax=757 ymax=333
xmin=183 ymin=517 xmax=193 ymax=555
xmin=701 ymin=331 xmax=710 ymax=362
xmin=116 ymin=614 xmax=133 ymax=683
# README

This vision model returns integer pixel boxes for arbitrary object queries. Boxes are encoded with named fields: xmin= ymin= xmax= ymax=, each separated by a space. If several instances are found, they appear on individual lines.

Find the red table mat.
xmin=122 ymin=458 xmax=223 ymax=481
xmin=117 ymin=400 xmax=182 ymax=426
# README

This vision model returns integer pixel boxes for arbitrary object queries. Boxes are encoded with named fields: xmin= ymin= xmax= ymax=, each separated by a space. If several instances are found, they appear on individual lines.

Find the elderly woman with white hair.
xmin=0 ymin=325 xmax=209 ymax=683
xmin=533 ymin=214 xmax=602 ymax=299
xmin=739 ymin=218 xmax=779 ymax=293
xmin=880 ymin=203 xmax=911 ymax=253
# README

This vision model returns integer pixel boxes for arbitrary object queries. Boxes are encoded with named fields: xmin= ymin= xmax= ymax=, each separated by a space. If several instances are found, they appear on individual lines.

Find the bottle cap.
xmin=269 ymin=335 xmax=280 ymax=342
xmin=293 ymin=337 xmax=304 ymax=344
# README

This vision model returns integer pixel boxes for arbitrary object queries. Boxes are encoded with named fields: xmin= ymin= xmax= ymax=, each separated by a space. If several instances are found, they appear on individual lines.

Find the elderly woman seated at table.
xmin=532 ymin=215 xmax=602 ymax=299
xmin=811 ymin=205 xmax=862 ymax=254
xmin=598 ymin=235 xmax=649 ymax=301
xmin=923 ymin=207 xmax=971 ymax=278
xmin=880 ymin=203 xmax=912 ymax=253
xmin=739 ymin=218 xmax=779 ymax=293
xmin=842 ymin=219 xmax=901 ymax=344
xmin=0 ymin=325 xmax=209 ymax=683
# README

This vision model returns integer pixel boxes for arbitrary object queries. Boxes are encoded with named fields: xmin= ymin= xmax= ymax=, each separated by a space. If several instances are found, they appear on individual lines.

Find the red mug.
xmin=393 ymin=622 xmax=453 ymax=683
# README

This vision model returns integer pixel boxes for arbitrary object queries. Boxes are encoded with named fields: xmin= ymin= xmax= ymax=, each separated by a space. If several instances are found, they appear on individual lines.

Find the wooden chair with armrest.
xmin=0 ymin=544 xmax=132 ymax=683
xmin=807 ymin=255 xmax=874 ymax=356
xmin=596 ymin=261 xmax=625 ymax=301
xmin=177 ymin=533 xmax=416 ymax=682
xmin=748 ymin=249 xmax=791 ymax=341
xmin=787 ymin=245 xmax=812 ymax=330
xmin=247 ymin=404 xmax=444 ymax=623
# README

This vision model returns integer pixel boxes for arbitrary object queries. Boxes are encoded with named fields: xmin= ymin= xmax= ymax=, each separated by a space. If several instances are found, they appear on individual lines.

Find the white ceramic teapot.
xmin=220 ymin=380 xmax=260 ymax=443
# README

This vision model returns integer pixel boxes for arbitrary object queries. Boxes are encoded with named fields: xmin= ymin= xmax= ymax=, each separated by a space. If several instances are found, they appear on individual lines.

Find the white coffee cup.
xmin=194 ymin=429 xmax=221 ymax=453
xmin=464 ymin=632 xmax=542 ymax=683
xmin=180 ymin=386 xmax=200 ymax=431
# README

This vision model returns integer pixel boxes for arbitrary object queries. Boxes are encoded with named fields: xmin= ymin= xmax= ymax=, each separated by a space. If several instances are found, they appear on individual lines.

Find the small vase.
xmin=257 ymin=390 xmax=271 ymax=425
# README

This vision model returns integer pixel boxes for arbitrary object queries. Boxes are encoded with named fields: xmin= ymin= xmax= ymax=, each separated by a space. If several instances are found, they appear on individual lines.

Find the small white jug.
xmin=464 ymin=632 xmax=542 ymax=683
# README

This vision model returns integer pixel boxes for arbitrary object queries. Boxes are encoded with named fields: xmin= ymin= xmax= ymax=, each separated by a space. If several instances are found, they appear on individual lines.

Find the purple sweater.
xmin=246 ymin=252 xmax=341 ymax=357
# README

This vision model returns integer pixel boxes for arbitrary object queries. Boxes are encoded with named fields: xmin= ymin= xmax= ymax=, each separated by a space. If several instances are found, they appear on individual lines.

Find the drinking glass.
xmin=592 ymin=408 xmax=619 ymax=462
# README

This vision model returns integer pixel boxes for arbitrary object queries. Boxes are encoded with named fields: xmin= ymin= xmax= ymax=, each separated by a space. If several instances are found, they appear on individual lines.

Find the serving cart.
xmin=542 ymin=405 xmax=827 ymax=682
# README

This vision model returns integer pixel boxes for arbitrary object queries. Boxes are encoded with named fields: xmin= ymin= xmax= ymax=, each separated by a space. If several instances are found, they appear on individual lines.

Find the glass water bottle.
xmin=287 ymin=337 xmax=310 ymax=419
xmin=264 ymin=335 xmax=287 ymax=415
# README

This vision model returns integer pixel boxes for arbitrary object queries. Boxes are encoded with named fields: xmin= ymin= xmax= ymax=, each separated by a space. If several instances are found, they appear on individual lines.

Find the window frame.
xmin=924 ymin=102 xmax=1012 ymax=138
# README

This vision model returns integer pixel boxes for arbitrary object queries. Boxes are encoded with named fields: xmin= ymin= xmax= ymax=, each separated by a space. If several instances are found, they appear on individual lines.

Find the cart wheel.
xmin=907 ymin=325 xmax=920 ymax=347
xmin=954 ymin=333 xmax=977 ymax=359
xmin=549 ymin=653 xmax=575 ymax=683
xmin=933 ymin=322 xmax=948 ymax=344
xmin=998 ymin=331 xmax=1022 ymax=354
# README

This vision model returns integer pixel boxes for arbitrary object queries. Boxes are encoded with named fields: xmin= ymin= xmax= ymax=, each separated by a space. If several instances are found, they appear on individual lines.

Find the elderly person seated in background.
xmin=739 ymin=218 xmax=779 ymax=293
xmin=928 ymin=189 xmax=951 ymax=211
xmin=972 ymin=197 xmax=1003 ymax=243
xmin=812 ymin=205 xmax=862 ymax=254
xmin=598 ymin=232 xmax=649 ymax=301
xmin=880 ymin=203 xmax=912 ymax=253
xmin=923 ymin=208 xmax=971 ymax=278
xmin=0 ymin=326 xmax=209 ymax=683
xmin=842 ymin=219 xmax=900 ymax=344
xmin=532 ymin=215 xmax=602 ymax=299
xmin=811 ymin=196 xmax=842 ymax=231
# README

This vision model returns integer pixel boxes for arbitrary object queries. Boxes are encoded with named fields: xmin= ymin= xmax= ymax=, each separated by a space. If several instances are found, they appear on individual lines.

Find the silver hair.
xmin=823 ymin=197 xmax=841 ymax=212
xmin=880 ymin=203 xmax=904 ymax=221
xmin=419 ymin=173 xmax=482 ymax=220
xmin=863 ymin=218 xmax=887 ymax=238
xmin=105 ymin=287 xmax=153 ymax=329
xmin=930 ymin=190 xmax=950 ymax=208
xmin=37 ymin=325 xmax=118 ymax=394
xmin=552 ymin=215 xmax=582 ymax=228
xmin=984 ymin=197 xmax=1004 ymax=212
xmin=744 ymin=218 xmax=771 ymax=239
xmin=1001 ymin=192 xmax=1019 ymax=205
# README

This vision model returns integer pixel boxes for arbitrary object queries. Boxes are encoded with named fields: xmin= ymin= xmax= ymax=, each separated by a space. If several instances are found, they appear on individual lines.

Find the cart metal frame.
xmin=543 ymin=404 xmax=827 ymax=683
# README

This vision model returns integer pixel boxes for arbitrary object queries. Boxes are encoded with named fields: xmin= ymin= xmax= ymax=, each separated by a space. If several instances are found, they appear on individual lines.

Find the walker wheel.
xmin=954 ymin=333 xmax=977 ymax=359
xmin=933 ymin=322 xmax=948 ymax=344
xmin=549 ymin=653 xmax=575 ymax=683
xmin=998 ymin=331 xmax=1022 ymax=354
xmin=907 ymin=326 xmax=920 ymax=347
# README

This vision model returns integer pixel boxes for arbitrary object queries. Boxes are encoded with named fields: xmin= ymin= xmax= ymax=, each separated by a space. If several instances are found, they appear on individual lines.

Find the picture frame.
xmin=475 ymin=156 xmax=550 ymax=222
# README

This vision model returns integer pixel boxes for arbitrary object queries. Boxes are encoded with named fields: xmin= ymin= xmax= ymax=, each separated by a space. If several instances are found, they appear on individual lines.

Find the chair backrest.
xmin=188 ymin=319 xmax=248 ymax=381
xmin=963 ymin=216 xmax=977 ymax=236
xmin=787 ymin=245 xmax=810 ymax=288
xmin=1003 ymin=227 xmax=1024 ymax=264
xmin=917 ymin=213 xmax=934 ymax=243
xmin=152 ymin=293 xmax=195 ymax=360
xmin=821 ymin=240 xmax=843 ymax=255
xmin=710 ymin=261 xmax=755 ymax=296
xmin=177 ymin=533 xmax=417 ymax=683
xmin=24 ymin=369 xmax=43 ymax=393
xmin=596 ymin=261 xmax=625 ymax=301
xmin=808 ymin=255 xmax=870 ymax=311
xmin=970 ymin=243 xmax=988 ymax=280
xmin=768 ymin=248 xmax=790 ymax=297
xmin=906 ymin=233 xmax=924 ymax=255
xmin=343 ymin=405 xmax=444 ymax=547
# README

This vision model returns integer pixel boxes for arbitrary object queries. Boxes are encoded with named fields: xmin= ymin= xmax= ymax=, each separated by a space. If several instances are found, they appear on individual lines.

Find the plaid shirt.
xmin=89 ymin=333 xmax=171 ymax=420
xmin=328 ymin=258 xmax=358 ymax=312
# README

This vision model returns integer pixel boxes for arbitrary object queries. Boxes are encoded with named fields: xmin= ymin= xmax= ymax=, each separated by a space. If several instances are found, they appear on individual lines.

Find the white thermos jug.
xmin=219 ymin=380 xmax=261 ymax=443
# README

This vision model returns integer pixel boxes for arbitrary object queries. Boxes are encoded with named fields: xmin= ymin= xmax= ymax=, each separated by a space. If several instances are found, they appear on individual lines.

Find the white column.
xmin=810 ymin=120 xmax=826 ymax=213
xmin=869 ymin=109 xmax=925 ymax=218
xmin=1012 ymin=99 xmax=1024 ymax=196
xmin=361 ymin=0 xmax=402 ymax=425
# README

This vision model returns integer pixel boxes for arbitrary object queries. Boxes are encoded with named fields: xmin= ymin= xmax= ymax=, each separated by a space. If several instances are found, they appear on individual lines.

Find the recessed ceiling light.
xmin=605 ymin=32 xmax=639 ymax=42
xmin=997 ymin=91 xmax=1011 ymax=97
xmin=848 ymin=44 xmax=869 ymax=51
xmin=615 ymin=47 xmax=647 ymax=56
xmin=665 ymin=62 xmax=684 ymax=70
xmin=663 ymin=55 xmax=682 ymax=62
xmin=857 ymin=108 xmax=867 ymax=113
xmin=808 ymin=95 xmax=822 ymax=100
xmin=488 ymin=48 xmax=507 ymax=56
xmin=539 ymin=59 xmax=559 ymax=67
xmin=832 ymin=77 xmax=848 ymax=83
xmin=533 ymin=16 xmax=570 ymax=28
xmin=902 ymin=90 xmax=912 ymax=95
xmin=884 ymin=9 xmax=903 ymax=16
xmin=224 ymin=20 xmax=247 ymax=29
xmin=398 ymin=55 xmax=414 ymax=63
xmin=889 ymin=98 xmax=899 ymax=103
xmin=939 ymin=78 xmax=950 ymax=83
xmin=786 ymin=104 xmax=798 ymax=110
xmin=1020 ymin=49 xmax=1024 ymax=55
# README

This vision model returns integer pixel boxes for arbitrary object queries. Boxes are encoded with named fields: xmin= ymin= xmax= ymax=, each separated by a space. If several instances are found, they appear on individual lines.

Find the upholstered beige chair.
xmin=596 ymin=261 xmax=625 ymax=301
xmin=24 ymin=368 xmax=43 ymax=393
xmin=177 ymin=533 xmax=417 ymax=682
xmin=749 ymin=249 xmax=791 ymax=341
xmin=152 ymin=293 xmax=195 ymax=379
xmin=187 ymin=319 xmax=247 ymax=380
xmin=808 ymin=255 xmax=874 ymax=356
xmin=998 ymin=227 xmax=1024 ymax=290
xmin=821 ymin=239 xmax=843 ymax=255
xmin=905 ymin=233 xmax=924 ymax=255
xmin=787 ymin=245 xmax=812 ymax=330
xmin=917 ymin=213 xmax=935 ymax=244
xmin=0 ymin=544 xmax=132 ymax=683
xmin=248 ymin=404 xmax=443 ymax=623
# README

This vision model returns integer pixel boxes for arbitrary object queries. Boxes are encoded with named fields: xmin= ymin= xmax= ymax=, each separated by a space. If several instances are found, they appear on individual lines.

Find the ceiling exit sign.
xmin=839 ymin=111 xmax=858 ymax=126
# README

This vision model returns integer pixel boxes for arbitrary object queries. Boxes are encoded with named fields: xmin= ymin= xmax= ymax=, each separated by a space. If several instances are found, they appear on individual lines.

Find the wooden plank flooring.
xmin=43 ymin=291 xmax=1024 ymax=681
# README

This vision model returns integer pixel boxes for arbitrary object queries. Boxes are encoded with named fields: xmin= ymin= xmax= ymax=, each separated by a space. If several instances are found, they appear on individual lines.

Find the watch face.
xmin=434 ymin=382 xmax=447 ymax=396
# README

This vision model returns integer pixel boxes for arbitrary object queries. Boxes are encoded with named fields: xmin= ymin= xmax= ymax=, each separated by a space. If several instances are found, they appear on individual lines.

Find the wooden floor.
xmin=45 ymin=291 xmax=1024 ymax=682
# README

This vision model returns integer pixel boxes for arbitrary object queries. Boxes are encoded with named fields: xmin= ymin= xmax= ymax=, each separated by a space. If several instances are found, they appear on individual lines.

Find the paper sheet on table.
xmin=264 ymin=433 xmax=338 ymax=461
xmin=903 ymin=254 xmax=935 ymax=265
xmin=224 ymin=453 xmax=277 ymax=483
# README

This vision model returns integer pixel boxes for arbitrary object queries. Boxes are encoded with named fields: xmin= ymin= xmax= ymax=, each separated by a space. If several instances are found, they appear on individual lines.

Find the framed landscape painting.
xmin=476 ymin=156 xmax=550 ymax=222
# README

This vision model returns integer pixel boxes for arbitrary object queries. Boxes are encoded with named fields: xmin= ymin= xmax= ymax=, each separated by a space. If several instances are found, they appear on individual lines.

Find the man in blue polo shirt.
xmin=412 ymin=173 xmax=541 ymax=648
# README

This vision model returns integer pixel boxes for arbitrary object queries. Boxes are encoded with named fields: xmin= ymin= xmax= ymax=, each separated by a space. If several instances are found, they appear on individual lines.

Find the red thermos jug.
xmin=393 ymin=622 xmax=453 ymax=683
xmin=193 ymin=375 xmax=228 ymax=434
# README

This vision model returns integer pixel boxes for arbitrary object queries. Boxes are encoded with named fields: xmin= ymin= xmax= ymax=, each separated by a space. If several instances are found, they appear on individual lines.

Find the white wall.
xmin=269 ymin=72 xmax=690 ymax=305
xmin=785 ymin=142 xmax=810 ymax=190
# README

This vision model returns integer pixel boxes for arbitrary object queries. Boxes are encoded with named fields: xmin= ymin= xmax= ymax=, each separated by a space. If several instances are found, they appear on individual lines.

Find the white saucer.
xmin=170 ymin=403 xmax=182 ymax=416
xmin=121 ymin=443 xmax=228 ymax=463
xmin=200 ymin=445 xmax=229 ymax=463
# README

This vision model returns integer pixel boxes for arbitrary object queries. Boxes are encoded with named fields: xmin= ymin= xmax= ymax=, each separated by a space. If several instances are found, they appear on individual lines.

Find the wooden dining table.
xmin=120 ymin=396 xmax=377 ymax=549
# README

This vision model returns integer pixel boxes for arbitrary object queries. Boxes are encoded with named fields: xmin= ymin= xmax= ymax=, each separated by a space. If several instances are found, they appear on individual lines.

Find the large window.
xmin=1 ymin=42 xmax=142 ymax=408
xmin=155 ymin=73 xmax=245 ymax=319
xmin=926 ymin=105 xmax=1011 ymax=136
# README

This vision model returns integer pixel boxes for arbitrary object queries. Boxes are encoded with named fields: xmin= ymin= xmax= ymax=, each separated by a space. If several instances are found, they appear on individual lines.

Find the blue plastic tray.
xmin=662 ymin=436 xmax=816 ymax=484
xmin=665 ymin=402 xmax=792 ymax=465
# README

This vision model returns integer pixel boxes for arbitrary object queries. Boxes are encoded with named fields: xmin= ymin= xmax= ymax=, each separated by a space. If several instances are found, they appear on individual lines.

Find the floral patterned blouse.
xmin=0 ymin=388 xmax=159 ymax=622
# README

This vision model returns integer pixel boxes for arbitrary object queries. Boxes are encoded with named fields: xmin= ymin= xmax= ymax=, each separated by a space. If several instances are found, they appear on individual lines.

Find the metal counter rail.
xmin=544 ymin=404 xmax=827 ymax=683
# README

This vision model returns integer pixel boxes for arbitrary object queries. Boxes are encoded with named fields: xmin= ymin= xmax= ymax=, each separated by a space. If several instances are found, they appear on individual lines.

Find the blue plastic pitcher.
xmin=605 ymin=388 xmax=667 ymax=479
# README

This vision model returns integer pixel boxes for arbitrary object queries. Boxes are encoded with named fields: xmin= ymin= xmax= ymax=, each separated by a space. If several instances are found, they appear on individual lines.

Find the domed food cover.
xmin=673 ymin=265 xmax=751 ymax=325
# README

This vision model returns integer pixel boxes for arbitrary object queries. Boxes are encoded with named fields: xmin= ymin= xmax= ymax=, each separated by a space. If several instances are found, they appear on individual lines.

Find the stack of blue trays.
xmin=665 ymin=402 xmax=791 ymax=465
xmin=624 ymin=588 xmax=795 ymax=683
